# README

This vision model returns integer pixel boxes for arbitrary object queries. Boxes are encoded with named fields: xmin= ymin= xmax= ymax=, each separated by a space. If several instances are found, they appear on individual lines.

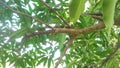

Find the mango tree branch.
xmin=54 ymin=34 xmax=78 ymax=68
xmin=25 ymin=18 xmax=120 ymax=39
xmin=39 ymin=0 xmax=70 ymax=27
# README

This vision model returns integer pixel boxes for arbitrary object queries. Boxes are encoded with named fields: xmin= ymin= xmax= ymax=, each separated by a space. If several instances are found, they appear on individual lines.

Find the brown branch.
xmin=54 ymin=34 xmax=78 ymax=68
xmin=39 ymin=0 xmax=70 ymax=27
xmin=55 ymin=18 xmax=120 ymax=34
xmin=25 ymin=18 xmax=120 ymax=39
xmin=99 ymin=43 xmax=120 ymax=68
xmin=0 ymin=1 xmax=53 ymax=29
xmin=88 ymin=13 xmax=103 ymax=16
xmin=17 ymin=30 xmax=54 ymax=50
xmin=26 ymin=30 xmax=54 ymax=39
xmin=18 ymin=30 xmax=55 ymax=51
xmin=18 ymin=18 xmax=120 ymax=55
xmin=82 ymin=13 xmax=103 ymax=21
xmin=10 ymin=17 xmax=118 ymax=44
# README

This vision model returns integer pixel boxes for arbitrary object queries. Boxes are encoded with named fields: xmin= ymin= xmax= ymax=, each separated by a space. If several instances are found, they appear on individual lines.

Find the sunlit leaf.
xmin=69 ymin=0 xmax=86 ymax=23
xmin=103 ymin=0 xmax=117 ymax=37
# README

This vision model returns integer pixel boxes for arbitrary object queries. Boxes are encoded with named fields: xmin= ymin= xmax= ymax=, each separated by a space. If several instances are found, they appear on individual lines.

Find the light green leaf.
xmin=59 ymin=33 xmax=66 ymax=47
xmin=103 ymin=0 xmax=117 ymax=37
xmin=55 ymin=33 xmax=66 ymax=48
xmin=69 ymin=0 xmax=86 ymax=23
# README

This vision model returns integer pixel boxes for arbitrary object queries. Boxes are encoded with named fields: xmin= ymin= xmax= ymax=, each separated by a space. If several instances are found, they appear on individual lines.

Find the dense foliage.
xmin=0 ymin=0 xmax=120 ymax=68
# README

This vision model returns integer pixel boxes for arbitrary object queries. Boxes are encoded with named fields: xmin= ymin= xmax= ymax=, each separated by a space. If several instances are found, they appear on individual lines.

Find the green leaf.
xmin=55 ymin=33 xmax=66 ymax=47
xmin=48 ymin=57 xmax=52 ymax=68
xmin=103 ymin=0 xmax=117 ymax=37
xmin=58 ymin=33 xmax=66 ymax=48
xmin=43 ymin=57 xmax=48 ymax=66
xmin=69 ymin=0 xmax=86 ymax=23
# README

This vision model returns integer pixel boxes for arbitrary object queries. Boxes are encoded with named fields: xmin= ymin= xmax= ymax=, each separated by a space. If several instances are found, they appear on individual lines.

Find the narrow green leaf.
xmin=48 ymin=57 xmax=52 ymax=68
xmin=59 ymin=33 xmax=66 ymax=48
xmin=103 ymin=0 xmax=117 ymax=37
xmin=69 ymin=0 xmax=86 ymax=23
xmin=43 ymin=57 xmax=48 ymax=66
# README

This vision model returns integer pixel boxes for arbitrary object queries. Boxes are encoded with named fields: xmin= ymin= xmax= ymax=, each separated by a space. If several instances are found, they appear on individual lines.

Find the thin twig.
xmin=54 ymin=34 xmax=78 ymax=68
xmin=39 ymin=0 xmax=70 ymax=27
xmin=0 ymin=1 xmax=53 ymax=29
xmin=99 ymin=43 xmax=120 ymax=68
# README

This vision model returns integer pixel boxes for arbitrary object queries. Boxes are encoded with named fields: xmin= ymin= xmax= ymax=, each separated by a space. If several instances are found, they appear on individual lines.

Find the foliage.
xmin=0 ymin=0 xmax=120 ymax=68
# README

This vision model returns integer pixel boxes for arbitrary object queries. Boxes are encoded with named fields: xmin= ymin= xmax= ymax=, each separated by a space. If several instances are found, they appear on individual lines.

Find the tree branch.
xmin=39 ymin=0 xmax=70 ymax=27
xmin=25 ymin=18 xmax=120 ymax=39
xmin=54 ymin=34 xmax=78 ymax=68
xmin=99 ymin=43 xmax=120 ymax=68
xmin=26 ymin=30 xmax=54 ymax=39
xmin=0 ymin=1 xmax=53 ymax=29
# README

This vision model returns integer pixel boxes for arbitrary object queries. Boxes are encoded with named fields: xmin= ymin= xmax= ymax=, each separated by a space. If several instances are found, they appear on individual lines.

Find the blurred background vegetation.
xmin=0 ymin=0 xmax=120 ymax=68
